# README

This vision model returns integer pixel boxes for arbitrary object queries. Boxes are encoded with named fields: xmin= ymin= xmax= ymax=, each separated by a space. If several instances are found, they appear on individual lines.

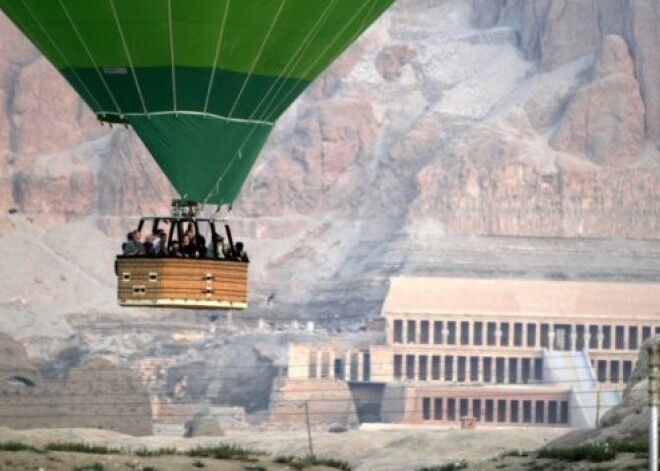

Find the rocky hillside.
xmin=0 ymin=0 xmax=659 ymax=333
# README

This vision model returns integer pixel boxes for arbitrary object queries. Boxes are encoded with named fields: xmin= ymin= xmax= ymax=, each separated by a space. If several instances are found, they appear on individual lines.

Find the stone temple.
xmin=272 ymin=277 xmax=660 ymax=428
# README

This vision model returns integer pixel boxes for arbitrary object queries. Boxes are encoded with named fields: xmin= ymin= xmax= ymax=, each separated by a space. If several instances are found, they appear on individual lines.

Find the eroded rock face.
xmin=415 ymin=158 xmax=660 ymax=238
xmin=474 ymin=0 xmax=660 ymax=139
xmin=375 ymin=44 xmax=417 ymax=81
xmin=239 ymin=95 xmax=379 ymax=217
xmin=550 ymin=35 xmax=646 ymax=167
xmin=0 ymin=2 xmax=659 ymax=332
xmin=566 ymin=336 xmax=660 ymax=446
xmin=0 ymin=3 xmax=658 ymax=238
xmin=0 ymin=335 xmax=152 ymax=435
xmin=11 ymin=58 xmax=106 ymax=168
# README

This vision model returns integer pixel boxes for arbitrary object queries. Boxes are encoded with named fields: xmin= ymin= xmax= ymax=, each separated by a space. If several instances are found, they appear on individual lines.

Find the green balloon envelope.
xmin=0 ymin=0 xmax=394 ymax=204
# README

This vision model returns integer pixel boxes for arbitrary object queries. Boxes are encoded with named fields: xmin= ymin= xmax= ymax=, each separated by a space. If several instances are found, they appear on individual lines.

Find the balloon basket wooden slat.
xmin=116 ymin=257 xmax=248 ymax=310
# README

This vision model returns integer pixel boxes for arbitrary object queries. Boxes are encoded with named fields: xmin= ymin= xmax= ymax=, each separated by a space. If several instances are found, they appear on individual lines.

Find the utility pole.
xmin=649 ymin=341 xmax=659 ymax=471
xmin=304 ymin=401 xmax=315 ymax=459
xmin=595 ymin=388 xmax=601 ymax=428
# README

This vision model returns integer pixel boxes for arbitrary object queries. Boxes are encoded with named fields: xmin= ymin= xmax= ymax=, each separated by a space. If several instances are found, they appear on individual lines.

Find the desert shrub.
xmin=537 ymin=443 xmax=616 ymax=463
xmin=135 ymin=446 xmax=177 ymax=457
xmin=500 ymin=449 xmax=530 ymax=458
xmin=45 ymin=442 xmax=120 ymax=455
xmin=526 ymin=464 xmax=546 ymax=471
xmin=186 ymin=444 xmax=263 ymax=461
xmin=273 ymin=454 xmax=351 ymax=470
xmin=192 ymin=459 xmax=205 ymax=468
xmin=0 ymin=441 xmax=42 ymax=453
xmin=273 ymin=455 xmax=304 ymax=469
xmin=309 ymin=456 xmax=352 ymax=470
xmin=608 ymin=438 xmax=647 ymax=454
xmin=72 ymin=463 xmax=105 ymax=471
xmin=415 ymin=461 xmax=468 ymax=471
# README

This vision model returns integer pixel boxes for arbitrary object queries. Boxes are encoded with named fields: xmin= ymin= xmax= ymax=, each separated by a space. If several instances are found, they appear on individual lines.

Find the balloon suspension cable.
xmin=211 ymin=204 xmax=223 ymax=221
xmin=218 ymin=204 xmax=232 ymax=224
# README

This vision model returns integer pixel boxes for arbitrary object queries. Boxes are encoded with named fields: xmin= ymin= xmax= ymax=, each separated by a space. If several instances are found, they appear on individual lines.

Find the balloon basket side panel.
xmin=116 ymin=258 xmax=248 ymax=310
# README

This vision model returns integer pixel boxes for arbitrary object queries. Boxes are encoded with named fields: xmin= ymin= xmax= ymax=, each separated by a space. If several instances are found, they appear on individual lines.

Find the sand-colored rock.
xmin=414 ymin=155 xmax=660 ymax=238
xmin=477 ymin=0 xmax=660 ymax=139
xmin=0 ymin=332 xmax=39 ymax=377
xmin=0 ymin=336 xmax=152 ymax=436
xmin=184 ymin=417 xmax=224 ymax=438
xmin=551 ymin=35 xmax=645 ymax=166
xmin=11 ymin=58 xmax=106 ymax=168
xmin=551 ymin=335 xmax=660 ymax=450
xmin=628 ymin=0 xmax=660 ymax=140
xmin=375 ymin=44 xmax=417 ymax=81
xmin=270 ymin=378 xmax=358 ymax=427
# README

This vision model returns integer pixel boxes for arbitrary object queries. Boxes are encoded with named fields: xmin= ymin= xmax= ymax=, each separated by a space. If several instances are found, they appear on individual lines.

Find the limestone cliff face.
xmin=471 ymin=0 xmax=660 ymax=140
xmin=0 ymin=1 xmax=658 ymax=236
xmin=550 ymin=35 xmax=645 ymax=167
xmin=0 ymin=14 xmax=172 ymax=223
xmin=414 ymin=159 xmax=660 ymax=239
xmin=0 ymin=0 xmax=660 ymax=331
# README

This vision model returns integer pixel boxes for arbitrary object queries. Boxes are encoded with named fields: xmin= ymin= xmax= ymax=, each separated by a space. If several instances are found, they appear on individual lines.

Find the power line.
xmin=0 ymin=382 xmax=627 ymax=400
xmin=0 ymin=355 xmax=642 ymax=373
xmin=0 ymin=400 xmax=612 ymax=420
xmin=0 ymin=392 xmax=624 ymax=415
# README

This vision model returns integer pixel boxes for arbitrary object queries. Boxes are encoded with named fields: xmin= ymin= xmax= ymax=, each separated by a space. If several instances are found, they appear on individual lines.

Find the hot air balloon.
xmin=0 ymin=0 xmax=395 ymax=309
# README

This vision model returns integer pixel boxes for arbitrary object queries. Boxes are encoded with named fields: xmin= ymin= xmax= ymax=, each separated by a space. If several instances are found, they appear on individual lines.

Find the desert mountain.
xmin=0 ymin=0 xmax=659 ymax=340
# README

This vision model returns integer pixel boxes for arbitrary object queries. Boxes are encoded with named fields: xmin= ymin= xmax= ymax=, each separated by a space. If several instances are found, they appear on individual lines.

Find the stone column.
xmin=402 ymin=321 xmax=408 ymax=345
xmin=478 ymin=357 xmax=484 ymax=383
xmin=597 ymin=325 xmax=604 ymax=350
xmin=504 ymin=358 xmax=510 ymax=384
xmin=584 ymin=331 xmax=591 ymax=352
xmin=522 ymin=323 xmax=529 ymax=348
xmin=517 ymin=358 xmax=523 ymax=385
xmin=469 ymin=321 xmax=475 ymax=346
xmin=453 ymin=356 xmax=458 ymax=382
xmin=533 ymin=323 xmax=539 ymax=348
xmin=466 ymin=357 xmax=472 ymax=382
xmin=437 ymin=357 xmax=443 ymax=383
xmin=541 ymin=401 xmax=547 ymax=425
xmin=329 ymin=351 xmax=336 ymax=380
xmin=548 ymin=324 xmax=556 ymax=351
xmin=571 ymin=325 xmax=578 ymax=352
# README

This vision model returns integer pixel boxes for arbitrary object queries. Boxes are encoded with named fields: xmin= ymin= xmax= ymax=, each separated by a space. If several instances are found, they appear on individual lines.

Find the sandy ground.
xmin=0 ymin=425 xmax=569 ymax=471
